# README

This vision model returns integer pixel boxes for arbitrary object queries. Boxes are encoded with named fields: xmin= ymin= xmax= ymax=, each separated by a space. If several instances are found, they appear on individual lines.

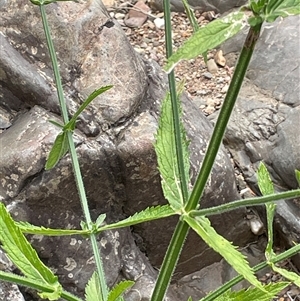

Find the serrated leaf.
xmin=65 ymin=85 xmax=113 ymax=131
xmin=85 ymin=272 xmax=102 ymax=301
xmin=107 ymin=280 xmax=134 ymax=301
xmin=258 ymin=162 xmax=274 ymax=195
xmin=184 ymin=215 xmax=264 ymax=291
xmin=16 ymin=221 xmax=89 ymax=236
xmin=154 ymin=82 xmax=190 ymax=210
xmin=0 ymin=203 xmax=61 ymax=299
xmin=296 ymin=170 xmax=300 ymax=187
xmin=164 ymin=11 xmax=247 ymax=73
xmin=263 ymin=0 xmax=300 ymax=22
xmin=270 ymin=265 xmax=300 ymax=287
xmin=45 ymin=131 xmax=69 ymax=170
xmin=258 ymin=162 xmax=276 ymax=259
xmin=212 ymin=282 xmax=289 ymax=301
xmin=98 ymin=205 xmax=175 ymax=232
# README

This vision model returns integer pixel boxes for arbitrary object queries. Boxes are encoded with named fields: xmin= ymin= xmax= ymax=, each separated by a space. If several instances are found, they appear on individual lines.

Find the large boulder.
xmin=0 ymin=0 xmax=254 ymax=299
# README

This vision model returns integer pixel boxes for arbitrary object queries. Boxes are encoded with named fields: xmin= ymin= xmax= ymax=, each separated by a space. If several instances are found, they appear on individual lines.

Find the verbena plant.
xmin=0 ymin=0 xmax=300 ymax=300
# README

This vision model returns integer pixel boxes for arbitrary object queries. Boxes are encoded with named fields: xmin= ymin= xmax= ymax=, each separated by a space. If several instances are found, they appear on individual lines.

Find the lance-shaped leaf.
xmin=258 ymin=163 xmax=300 ymax=286
xmin=211 ymin=282 xmax=289 ymax=301
xmin=64 ymin=86 xmax=113 ymax=131
xmin=16 ymin=221 xmax=90 ymax=236
xmin=184 ymin=215 xmax=264 ymax=291
xmin=107 ymin=280 xmax=134 ymax=301
xmin=258 ymin=162 xmax=274 ymax=196
xmin=45 ymin=131 xmax=69 ymax=170
xmin=258 ymin=162 xmax=276 ymax=258
xmin=0 ymin=203 xmax=62 ymax=300
xmin=164 ymin=11 xmax=247 ymax=73
xmin=154 ymin=82 xmax=190 ymax=211
xmin=98 ymin=205 xmax=175 ymax=232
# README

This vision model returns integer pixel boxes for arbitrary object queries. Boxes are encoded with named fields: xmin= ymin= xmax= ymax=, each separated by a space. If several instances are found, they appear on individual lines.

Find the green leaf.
xmin=65 ymin=85 xmax=113 ymax=131
xmin=107 ymin=280 xmax=134 ymax=301
xmin=16 ymin=221 xmax=89 ymax=236
xmin=187 ymin=297 xmax=193 ymax=301
xmin=270 ymin=265 xmax=300 ymax=287
xmin=181 ymin=0 xmax=199 ymax=32
xmin=263 ymin=0 xmax=300 ymax=22
xmin=164 ymin=11 xmax=247 ymax=73
xmin=48 ymin=119 xmax=64 ymax=128
xmin=184 ymin=215 xmax=264 ymax=291
xmin=45 ymin=131 xmax=69 ymax=170
xmin=212 ymin=282 xmax=289 ymax=301
xmin=98 ymin=205 xmax=175 ymax=232
xmin=0 ymin=203 xmax=62 ymax=300
xmin=295 ymin=170 xmax=300 ymax=187
xmin=257 ymin=162 xmax=274 ymax=195
xmin=95 ymin=214 xmax=107 ymax=228
xmin=85 ymin=272 xmax=102 ymax=301
xmin=258 ymin=162 xmax=276 ymax=259
xmin=250 ymin=0 xmax=266 ymax=14
xmin=154 ymin=82 xmax=190 ymax=211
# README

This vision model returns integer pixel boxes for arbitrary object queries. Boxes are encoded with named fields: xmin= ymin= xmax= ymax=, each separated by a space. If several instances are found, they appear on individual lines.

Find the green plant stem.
xmin=40 ymin=5 xmax=108 ymax=300
xmin=0 ymin=271 xmax=83 ymax=301
xmin=201 ymin=244 xmax=300 ymax=301
xmin=152 ymin=23 xmax=263 ymax=301
xmin=190 ymin=189 xmax=300 ymax=217
xmin=151 ymin=221 xmax=189 ymax=301
xmin=185 ymin=22 xmax=263 ymax=212
xmin=151 ymin=1 xmax=190 ymax=300
xmin=164 ymin=0 xmax=189 ymax=203
xmin=40 ymin=5 xmax=69 ymax=123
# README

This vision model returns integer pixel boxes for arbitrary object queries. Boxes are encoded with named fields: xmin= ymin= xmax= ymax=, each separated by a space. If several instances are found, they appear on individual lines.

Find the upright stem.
xmin=151 ymin=21 xmax=263 ymax=301
xmin=40 ymin=5 xmax=108 ymax=300
xmin=185 ymin=23 xmax=263 ymax=212
xmin=164 ymin=0 xmax=189 ymax=203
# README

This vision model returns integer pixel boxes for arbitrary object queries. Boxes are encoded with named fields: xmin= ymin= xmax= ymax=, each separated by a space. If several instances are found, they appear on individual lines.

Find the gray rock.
xmin=150 ymin=0 xmax=247 ymax=13
xmin=217 ymin=16 xmax=300 ymax=269
xmin=0 ymin=249 xmax=26 ymax=301
xmin=221 ymin=16 xmax=300 ymax=107
xmin=172 ymin=238 xmax=269 ymax=300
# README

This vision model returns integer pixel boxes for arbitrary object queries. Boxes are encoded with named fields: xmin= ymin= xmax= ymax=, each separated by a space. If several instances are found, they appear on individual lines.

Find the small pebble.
xmin=154 ymin=18 xmax=164 ymax=29
xmin=207 ymin=59 xmax=218 ymax=73
xmin=115 ymin=12 xmax=125 ymax=19
xmin=203 ymin=72 xmax=213 ymax=79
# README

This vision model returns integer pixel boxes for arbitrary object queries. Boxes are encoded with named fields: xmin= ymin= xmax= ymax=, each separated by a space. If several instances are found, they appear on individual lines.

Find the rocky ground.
xmin=107 ymin=0 xmax=234 ymax=116
xmin=102 ymin=1 xmax=300 ymax=300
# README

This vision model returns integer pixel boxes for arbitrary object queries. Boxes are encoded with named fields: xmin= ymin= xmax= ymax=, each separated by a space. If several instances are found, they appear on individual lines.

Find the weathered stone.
xmin=217 ymin=16 xmax=300 ymax=269
xmin=172 ymin=239 xmax=268 ymax=300
xmin=0 ymin=0 xmax=148 ymax=132
xmin=0 ymin=249 xmax=25 ymax=301
xmin=149 ymin=0 xmax=247 ymax=13
xmin=125 ymin=1 xmax=151 ymax=28
xmin=221 ymin=15 xmax=300 ymax=107
xmin=117 ymin=59 xmax=254 ymax=278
